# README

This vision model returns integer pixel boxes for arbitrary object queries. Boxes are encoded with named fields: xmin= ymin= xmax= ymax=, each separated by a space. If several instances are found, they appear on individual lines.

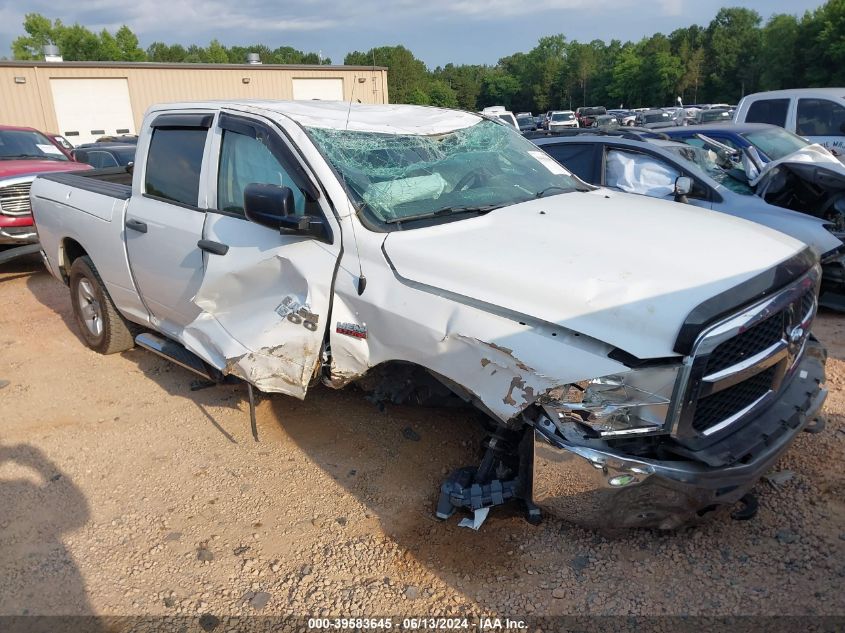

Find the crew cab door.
xmin=181 ymin=110 xmax=341 ymax=398
xmin=125 ymin=113 xmax=213 ymax=332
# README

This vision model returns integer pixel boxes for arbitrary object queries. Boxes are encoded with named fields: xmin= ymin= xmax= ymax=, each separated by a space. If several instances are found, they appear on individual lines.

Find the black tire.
xmin=69 ymin=256 xmax=136 ymax=354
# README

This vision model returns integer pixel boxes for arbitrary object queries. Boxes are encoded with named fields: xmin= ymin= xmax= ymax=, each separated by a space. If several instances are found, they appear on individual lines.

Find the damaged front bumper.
xmin=532 ymin=350 xmax=827 ymax=530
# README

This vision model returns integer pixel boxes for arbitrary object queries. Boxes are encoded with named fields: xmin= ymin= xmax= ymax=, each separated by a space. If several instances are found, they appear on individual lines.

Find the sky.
xmin=0 ymin=0 xmax=830 ymax=68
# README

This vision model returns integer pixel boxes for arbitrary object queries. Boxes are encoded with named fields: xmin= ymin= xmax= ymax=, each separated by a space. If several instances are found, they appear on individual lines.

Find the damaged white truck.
xmin=32 ymin=101 xmax=828 ymax=530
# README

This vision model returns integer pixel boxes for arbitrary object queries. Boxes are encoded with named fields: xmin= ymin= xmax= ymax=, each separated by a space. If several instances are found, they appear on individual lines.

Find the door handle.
xmin=197 ymin=239 xmax=229 ymax=256
xmin=126 ymin=218 xmax=148 ymax=233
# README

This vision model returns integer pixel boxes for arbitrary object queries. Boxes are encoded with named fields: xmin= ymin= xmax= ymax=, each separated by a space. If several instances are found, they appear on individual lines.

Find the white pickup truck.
xmin=32 ymin=101 xmax=828 ymax=530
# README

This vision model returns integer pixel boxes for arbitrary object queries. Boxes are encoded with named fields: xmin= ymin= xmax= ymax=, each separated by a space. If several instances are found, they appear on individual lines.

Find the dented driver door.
xmin=181 ymin=111 xmax=340 ymax=398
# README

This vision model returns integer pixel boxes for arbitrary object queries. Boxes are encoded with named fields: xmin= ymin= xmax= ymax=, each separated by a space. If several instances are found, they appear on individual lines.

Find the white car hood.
xmin=383 ymin=190 xmax=805 ymax=359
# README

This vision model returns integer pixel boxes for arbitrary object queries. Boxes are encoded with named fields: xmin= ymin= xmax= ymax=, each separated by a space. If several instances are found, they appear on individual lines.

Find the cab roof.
xmin=148 ymin=100 xmax=483 ymax=135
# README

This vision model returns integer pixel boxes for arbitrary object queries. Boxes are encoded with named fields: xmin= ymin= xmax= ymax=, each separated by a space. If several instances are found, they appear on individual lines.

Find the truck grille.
xmin=692 ymin=365 xmax=777 ymax=432
xmin=674 ymin=277 xmax=818 ymax=445
xmin=0 ymin=181 xmax=33 ymax=216
xmin=703 ymin=315 xmax=783 ymax=376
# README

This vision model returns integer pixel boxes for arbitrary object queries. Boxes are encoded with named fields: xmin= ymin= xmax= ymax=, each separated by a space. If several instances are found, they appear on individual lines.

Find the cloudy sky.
xmin=0 ymin=0 xmax=829 ymax=67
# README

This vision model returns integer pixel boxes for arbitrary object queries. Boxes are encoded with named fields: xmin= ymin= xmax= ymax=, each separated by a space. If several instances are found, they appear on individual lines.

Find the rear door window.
xmin=542 ymin=143 xmax=595 ymax=182
xmin=745 ymin=99 xmax=789 ymax=126
xmin=89 ymin=151 xmax=118 ymax=169
xmin=145 ymin=127 xmax=208 ymax=206
xmin=796 ymin=98 xmax=845 ymax=136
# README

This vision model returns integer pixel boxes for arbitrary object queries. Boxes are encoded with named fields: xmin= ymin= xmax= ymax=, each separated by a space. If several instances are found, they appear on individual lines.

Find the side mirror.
xmin=243 ymin=183 xmax=324 ymax=237
xmin=674 ymin=176 xmax=692 ymax=203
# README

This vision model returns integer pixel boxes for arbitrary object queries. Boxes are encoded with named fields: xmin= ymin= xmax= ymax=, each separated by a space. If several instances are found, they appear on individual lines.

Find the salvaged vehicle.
xmin=0 ymin=125 xmax=90 ymax=251
xmin=33 ymin=101 xmax=827 ymax=530
xmin=664 ymin=125 xmax=845 ymax=241
xmin=530 ymin=129 xmax=845 ymax=308
xmin=735 ymin=88 xmax=845 ymax=155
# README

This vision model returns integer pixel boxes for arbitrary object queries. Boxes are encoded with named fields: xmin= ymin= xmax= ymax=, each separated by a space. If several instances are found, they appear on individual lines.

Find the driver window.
xmin=605 ymin=149 xmax=680 ymax=198
xmin=797 ymin=99 xmax=845 ymax=137
xmin=217 ymin=129 xmax=306 ymax=216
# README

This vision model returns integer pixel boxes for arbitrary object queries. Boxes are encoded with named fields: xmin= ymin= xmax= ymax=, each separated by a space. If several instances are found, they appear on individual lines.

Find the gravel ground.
xmin=1 ymin=257 xmax=844 ymax=624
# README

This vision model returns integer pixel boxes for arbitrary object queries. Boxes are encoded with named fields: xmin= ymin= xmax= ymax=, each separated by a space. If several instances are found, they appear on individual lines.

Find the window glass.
xmin=605 ymin=149 xmax=680 ymax=198
xmin=145 ymin=127 xmax=208 ymax=205
xmin=745 ymin=99 xmax=789 ymax=126
xmin=0 ymin=129 xmax=69 ymax=161
xmin=743 ymin=127 xmax=808 ymax=160
xmin=796 ymin=98 xmax=845 ymax=136
xmin=543 ymin=144 xmax=594 ymax=181
xmin=306 ymin=120 xmax=589 ymax=225
xmin=90 ymin=151 xmax=118 ymax=168
xmin=217 ymin=129 xmax=306 ymax=216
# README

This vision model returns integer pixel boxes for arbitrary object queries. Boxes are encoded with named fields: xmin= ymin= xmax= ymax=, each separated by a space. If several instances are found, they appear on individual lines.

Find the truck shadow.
xmin=263 ymin=386 xmax=546 ymax=583
xmin=0 ymin=443 xmax=104 ymax=630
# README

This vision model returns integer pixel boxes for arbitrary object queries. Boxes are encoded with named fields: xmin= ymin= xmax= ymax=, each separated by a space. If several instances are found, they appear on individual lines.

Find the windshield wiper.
xmin=535 ymin=185 xmax=579 ymax=198
xmin=384 ymin=204 xmax=500 ymax=225
xmin=0 ymin=154 xmax=63 ymax=161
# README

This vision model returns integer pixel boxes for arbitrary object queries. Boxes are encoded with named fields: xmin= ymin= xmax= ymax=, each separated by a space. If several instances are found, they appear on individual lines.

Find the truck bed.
xmin=37 ymin=167 xmax=132 ymax=198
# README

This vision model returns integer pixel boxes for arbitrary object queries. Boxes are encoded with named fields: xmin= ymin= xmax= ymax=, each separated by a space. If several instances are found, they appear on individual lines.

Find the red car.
xmin=0 ymin=125 xmax=91 ymax=246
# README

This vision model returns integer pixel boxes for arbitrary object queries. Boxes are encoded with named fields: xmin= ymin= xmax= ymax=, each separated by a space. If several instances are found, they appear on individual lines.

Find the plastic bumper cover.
xmin=532 ymin=346 xmax=827 ymax=529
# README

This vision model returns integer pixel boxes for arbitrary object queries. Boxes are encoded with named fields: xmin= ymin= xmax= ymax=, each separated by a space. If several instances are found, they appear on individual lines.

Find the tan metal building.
xmin=0 ymin=61 xmax=389 ymax=144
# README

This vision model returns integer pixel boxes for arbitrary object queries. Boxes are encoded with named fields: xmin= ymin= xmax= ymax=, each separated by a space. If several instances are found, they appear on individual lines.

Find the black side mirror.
xmin=243 ymin=183 xmax=324 ymax=237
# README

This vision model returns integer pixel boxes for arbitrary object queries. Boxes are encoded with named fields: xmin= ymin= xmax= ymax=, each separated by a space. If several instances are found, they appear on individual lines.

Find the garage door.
xmin=292 ymin=78 xmax=344 ymax=101
xmin=50 ymin=78 xmax=135 ymax=146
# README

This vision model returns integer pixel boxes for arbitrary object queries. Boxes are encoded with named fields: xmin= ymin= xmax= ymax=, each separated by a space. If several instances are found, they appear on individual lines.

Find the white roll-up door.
xmin=292 ymin=78 xmax=344 ymax=101
xmin=50 ymin=78 xmax=135 ymax=145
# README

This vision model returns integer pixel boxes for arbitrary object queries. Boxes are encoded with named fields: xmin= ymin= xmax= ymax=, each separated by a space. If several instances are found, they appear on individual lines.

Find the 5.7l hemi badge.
xmin=336 ymin=322 xmax=367 ymax=339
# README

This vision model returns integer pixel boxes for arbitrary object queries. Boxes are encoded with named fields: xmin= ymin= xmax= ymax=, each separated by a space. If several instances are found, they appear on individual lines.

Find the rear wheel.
xmin=69 ymin=256 xmax=136 ymax=354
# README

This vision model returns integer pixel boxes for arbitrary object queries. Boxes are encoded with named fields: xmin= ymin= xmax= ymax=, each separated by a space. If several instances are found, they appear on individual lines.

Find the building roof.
xmin=0 ymin=60 xmax=387 ymax=71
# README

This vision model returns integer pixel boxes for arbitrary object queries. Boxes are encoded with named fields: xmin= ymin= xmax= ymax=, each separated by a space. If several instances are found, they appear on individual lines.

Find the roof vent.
xmin=246 ymin=52 xmax=261 ymax=65
xmin=43 ymin=44 xmax=62 ymax=62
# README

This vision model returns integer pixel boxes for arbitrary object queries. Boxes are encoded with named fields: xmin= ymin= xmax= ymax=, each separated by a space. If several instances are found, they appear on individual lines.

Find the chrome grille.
xmin=673 ymin=273 xmax=819 ymax=444
xmin=703 ymin=315 xmax=783 ymax=376
xmin=0 ymin=181 xmax=33 ymax=216
xmin=692 ymin=365 xmax=777 ymax=432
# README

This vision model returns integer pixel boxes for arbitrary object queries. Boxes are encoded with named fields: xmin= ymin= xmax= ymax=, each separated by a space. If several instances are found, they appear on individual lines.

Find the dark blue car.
xmin=661 ymin=122 xmax=810 ymax=163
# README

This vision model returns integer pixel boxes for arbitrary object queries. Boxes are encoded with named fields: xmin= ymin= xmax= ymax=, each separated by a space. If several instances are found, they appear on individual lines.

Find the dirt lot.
xmin=1 ymin=256 xmax=844 ymax=624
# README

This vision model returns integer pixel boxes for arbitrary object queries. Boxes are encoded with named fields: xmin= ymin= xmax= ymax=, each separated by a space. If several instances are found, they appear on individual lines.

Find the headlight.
xmin=548 ymin=366 xmax=680 ymax=437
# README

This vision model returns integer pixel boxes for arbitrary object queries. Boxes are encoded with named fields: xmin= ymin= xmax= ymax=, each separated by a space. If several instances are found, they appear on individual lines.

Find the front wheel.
xmin=69 ymin=256 xmax=136 ymax=354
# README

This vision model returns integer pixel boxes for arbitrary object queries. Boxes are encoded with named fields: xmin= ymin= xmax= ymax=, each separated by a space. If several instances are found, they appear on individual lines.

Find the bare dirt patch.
xmin=1 ymin=259 xmax=843 ymax=620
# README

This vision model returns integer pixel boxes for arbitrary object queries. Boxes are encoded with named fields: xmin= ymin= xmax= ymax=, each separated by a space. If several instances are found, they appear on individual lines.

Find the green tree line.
xmin=11 ymin=1 xmax=845 ymax=112
xmin=11 ymin=14 xmax=331 ymax=65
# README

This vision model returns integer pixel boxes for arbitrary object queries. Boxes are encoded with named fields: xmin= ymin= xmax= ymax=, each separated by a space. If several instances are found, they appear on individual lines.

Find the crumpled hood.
xmin=383 ymin=190 xmax=805 ymax=359
xmin=750 ymin=144 xmax=845 ymax=189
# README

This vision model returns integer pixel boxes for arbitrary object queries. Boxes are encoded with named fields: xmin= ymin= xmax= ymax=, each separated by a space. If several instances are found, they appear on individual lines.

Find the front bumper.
xmin=532 ymin=345 xmax=827 ymax=529
xmin=0 ymin=224 xmax=37 ymax=245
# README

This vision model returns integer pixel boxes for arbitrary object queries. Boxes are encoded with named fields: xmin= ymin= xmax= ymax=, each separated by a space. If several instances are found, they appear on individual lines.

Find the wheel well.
xmin=60 ymin=238 xmax=88 ymax=284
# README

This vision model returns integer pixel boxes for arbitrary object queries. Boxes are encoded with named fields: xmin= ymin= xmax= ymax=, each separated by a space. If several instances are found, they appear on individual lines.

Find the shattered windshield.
xmin=665 ymin=144 xmax=753 ymax=195
xmin=306 ymin=119 xmax=589 ymax=226
xmin=743 ymin=127 xmax=808 ymax=161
